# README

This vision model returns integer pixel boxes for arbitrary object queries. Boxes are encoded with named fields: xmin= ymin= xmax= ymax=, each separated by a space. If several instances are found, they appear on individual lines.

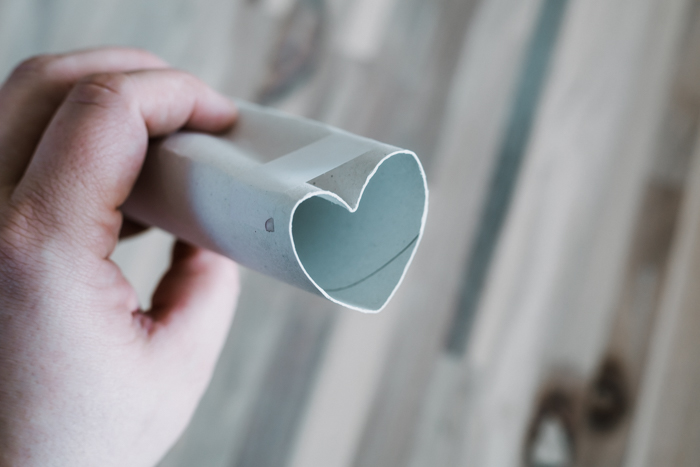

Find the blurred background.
xmin=2 ymin=0 xmax=700 ymax=465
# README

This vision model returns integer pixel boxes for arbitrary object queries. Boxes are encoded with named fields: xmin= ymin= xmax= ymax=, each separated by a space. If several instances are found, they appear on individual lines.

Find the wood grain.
xmin=2 ymin=0 xmax=700 ymax=465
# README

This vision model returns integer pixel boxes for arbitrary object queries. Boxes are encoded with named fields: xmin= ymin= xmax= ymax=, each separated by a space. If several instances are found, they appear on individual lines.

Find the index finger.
xmin=0 ymin=47 xmax=168 ymax=189
xmin=10 ymin=69 xmax=237 ymax=258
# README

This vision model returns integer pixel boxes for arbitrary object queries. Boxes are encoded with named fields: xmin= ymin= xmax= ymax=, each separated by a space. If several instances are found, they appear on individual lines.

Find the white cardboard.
xmin=122 ymin=101 xmax=429 ymax=312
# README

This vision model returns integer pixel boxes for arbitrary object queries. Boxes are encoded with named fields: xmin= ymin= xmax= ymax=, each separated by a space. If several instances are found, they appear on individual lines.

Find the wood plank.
xmin=572 ymin=4 xmax=700 ymax=465
xmin=622 ymin=9 xmax=700 ymax=458
xmin=159 ymin=273 xmax=301 ymax=467
xmin=622 ymin=130 xmax=700 ymax=467
xmin=345 ymin=0 xmax=548 ymax=466
xmin=456 ymin=0 xmax=690 ymax=465
xmin=447 ymin=0 xmax=570 ymax=355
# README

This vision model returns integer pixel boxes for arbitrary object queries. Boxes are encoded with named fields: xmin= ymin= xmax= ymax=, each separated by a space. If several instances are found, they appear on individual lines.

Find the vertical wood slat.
xmin=446 ymin=0 xmax=570 ymax=355
xmin=572 ymin=4 xmax=700 ymax=465
xmin=622 ymin=10 xmax=700 ymax=462
xmin=623 ymin=130 xmax=700 ymax=467
xmin=230 ymin=296 xmax=335 ymax=467
xmin=0 ymin=0 xmax=56 ymax=74
xmin=159 ymin=275 xmax=302 ymax=467
xmin=405 ymin=0 xmax=571 ymax=464
xmin=346 ymin=1 xmax=548 ymax=466
xmin=456 ymin=0 xmax=690 ymax=465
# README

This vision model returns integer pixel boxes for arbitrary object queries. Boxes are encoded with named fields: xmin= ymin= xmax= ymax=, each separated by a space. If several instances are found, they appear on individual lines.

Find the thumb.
xmin=146 ymin=242 xmax=239 ymax=382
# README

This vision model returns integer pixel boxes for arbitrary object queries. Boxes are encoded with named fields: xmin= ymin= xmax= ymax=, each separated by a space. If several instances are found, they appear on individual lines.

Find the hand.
xmin=0 ymin=48 xmax=240 ymax=466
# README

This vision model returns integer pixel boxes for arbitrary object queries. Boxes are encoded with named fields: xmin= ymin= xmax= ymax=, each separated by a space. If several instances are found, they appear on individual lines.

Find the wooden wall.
xmin=2 ymin=0 xmax=700 ymax=465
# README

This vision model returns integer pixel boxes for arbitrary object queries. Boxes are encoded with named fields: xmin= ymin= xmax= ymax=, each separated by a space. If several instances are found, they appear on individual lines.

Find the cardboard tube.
xmin=122 ymin=101 xmax=428 ymax=312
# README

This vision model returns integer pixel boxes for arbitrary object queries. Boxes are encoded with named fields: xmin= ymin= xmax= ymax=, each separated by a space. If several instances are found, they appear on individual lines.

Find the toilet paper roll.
xmin=122 ymin=101 xmax=428 ymax=312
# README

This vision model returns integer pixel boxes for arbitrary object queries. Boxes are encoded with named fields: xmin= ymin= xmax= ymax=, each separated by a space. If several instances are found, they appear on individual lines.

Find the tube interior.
xmin=292 ymin=153 xmax=426 ymax=311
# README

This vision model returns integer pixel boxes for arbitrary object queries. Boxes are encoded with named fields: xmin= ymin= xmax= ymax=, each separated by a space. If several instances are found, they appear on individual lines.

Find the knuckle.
xmin=9 ymin=54 xmax=62 ymax=81
xmin=69 ymin=72 xmax=134 ymax=109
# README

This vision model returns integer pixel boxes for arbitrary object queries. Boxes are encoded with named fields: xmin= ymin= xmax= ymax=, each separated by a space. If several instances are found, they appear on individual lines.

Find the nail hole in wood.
xmin=585 ymin=357 xmax=627 ymax=433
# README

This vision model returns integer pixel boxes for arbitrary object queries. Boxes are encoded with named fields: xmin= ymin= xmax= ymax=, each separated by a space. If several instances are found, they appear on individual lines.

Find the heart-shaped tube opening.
xmin=291 ymin=152 xmax=427 ymax=311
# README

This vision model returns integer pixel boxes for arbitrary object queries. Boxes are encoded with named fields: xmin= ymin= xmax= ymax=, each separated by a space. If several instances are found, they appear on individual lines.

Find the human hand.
xmin=0 ymin=48 xmax=240 ymax=466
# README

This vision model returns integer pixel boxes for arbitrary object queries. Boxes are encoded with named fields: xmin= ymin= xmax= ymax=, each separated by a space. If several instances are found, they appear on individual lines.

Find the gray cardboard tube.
xmin=122 ymin=101 xmax=428 ymax=312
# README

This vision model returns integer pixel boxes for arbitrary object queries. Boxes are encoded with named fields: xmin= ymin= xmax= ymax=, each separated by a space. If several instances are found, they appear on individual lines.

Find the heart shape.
xmin=123 ymin=101 xmax=428 ymax=313
xmin=291 ymin=152 xmax=427 ymax=312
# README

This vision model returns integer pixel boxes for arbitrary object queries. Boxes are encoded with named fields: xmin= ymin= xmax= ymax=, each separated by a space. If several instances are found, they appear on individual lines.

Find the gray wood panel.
xmin=3 ymin=0 xmax=700 ymax=465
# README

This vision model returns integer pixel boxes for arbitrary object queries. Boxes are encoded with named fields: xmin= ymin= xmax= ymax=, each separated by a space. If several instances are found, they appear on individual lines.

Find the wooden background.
xmin=2 ymin=0 xmax=700 ymax=465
